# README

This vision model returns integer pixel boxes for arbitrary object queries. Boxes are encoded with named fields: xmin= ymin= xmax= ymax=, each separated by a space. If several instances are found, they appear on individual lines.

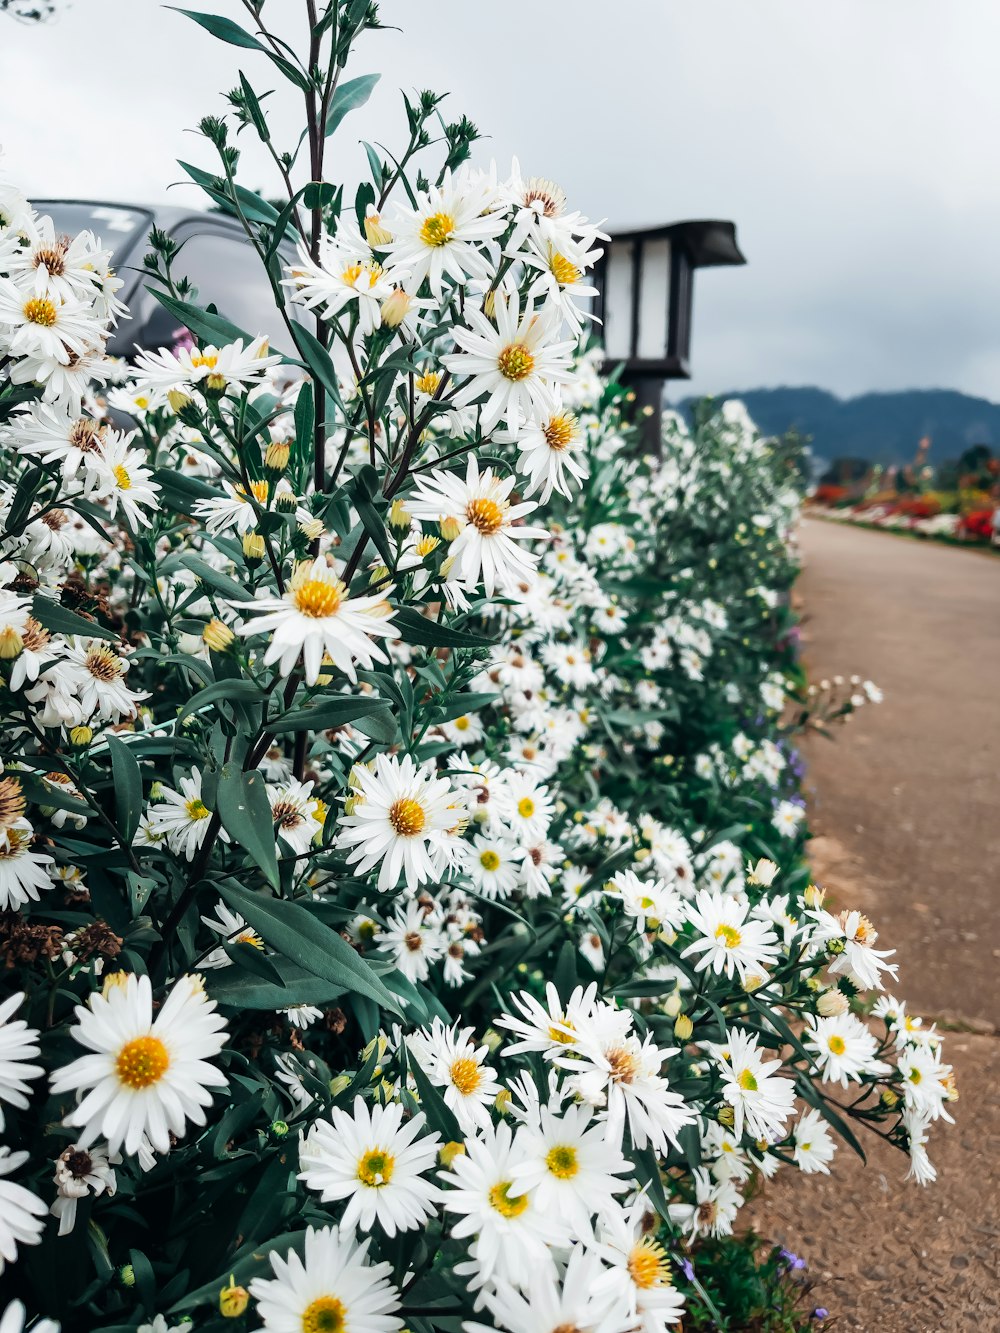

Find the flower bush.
xmin=0 ymin=5 xmax=955 ymax=1331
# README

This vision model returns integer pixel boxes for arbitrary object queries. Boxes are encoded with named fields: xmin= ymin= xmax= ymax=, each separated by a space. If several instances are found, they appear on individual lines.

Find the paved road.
xmin=796 ymin=519 xmax=999 ymax=1028
xmin=744 ymin=519 xmax=1000 ymax=1330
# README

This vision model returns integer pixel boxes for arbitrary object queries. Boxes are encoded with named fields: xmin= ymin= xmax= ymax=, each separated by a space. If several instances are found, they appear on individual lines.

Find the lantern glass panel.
xmin=603 ymin=239 xmax=634 ymax=360
xmin=637 ymin=238 xmax=671 ymax=360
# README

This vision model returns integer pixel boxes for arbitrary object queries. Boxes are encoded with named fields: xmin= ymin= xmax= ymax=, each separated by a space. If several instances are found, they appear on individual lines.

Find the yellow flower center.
xmin=191 ymin=353 xmax=219 ymax=369
xmin=449 ymin=1056 xmax=483 ymax=1096
xmin=237 ymin=478 xmax=270 ymax=504
xmin=628 ymin=1238 xmax=669 ymax=1290
xmin=465 ymin=496 xmax=505 ymax=535
xmin=342 ymin=262 xmax=363 ymax=286
xmin=388 ymin=797 xmax=426 ymax=837
xmin=543 ymin=413 xmax=576 ymax=451
xmin=545 ymin=1143 xmax=579 ymax=1179
xmin=908 ymin=1068 xmax=922 ymax=1084
xmin=415 ymin=371 xmax=441 ymax=396
xmin=85 ymin=646 xmax=123 ymax=681
xmin=415 ymin=534 xmax=440 ymax=557
xmin=23 ymin=297 xmax=58 ymax=327
xmin=488 ymin=1180 xmax=529 ymax=1218
xmin=115 ymin=1035 xmax=170 ymax=1089
xmin=184 ymin=798 xmax=210 ymax=822
xmin=357 ymin=1148 xmax=395 ymax=1187
xmin=479 ymin=849 xmax=501 ymax=872
xmin=497 ymin=343 xmax=536 ymax=382
xmin=517 ymin=796 xmax=536 ymax=819
xmin=738 ymin=1068 xmax=758 ymax=1092
xmin=454 ymin=715 xmax=470 ymax=731
xmin=547 ymin=1020 xmax=576 ymax=1045
xmin=301 ymin=1295 xmax=346 ymax=1333
xmin=827 ymin=1035 xmax=846 ymax=1055
xmin=292 ymin=577 xmax=344 ymax=619
xmin=715 ymin=923 xmax=742 ymax=949
xmin=606 ymin=1045 xmax=639 ymax=1084
xmin=550 ymin=252 xmax=581 ymax=285
xmin=419 ymin=211 xmax=455 ymax=247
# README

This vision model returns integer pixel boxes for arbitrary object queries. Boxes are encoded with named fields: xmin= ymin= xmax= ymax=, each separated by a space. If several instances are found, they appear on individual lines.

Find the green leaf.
xmin=223 ymin=940 xmax=286 ymax=986
xmin=326 ymin=73 xmax=380 ymax=137
xmin=30 ymin=595 xmax=118 ymax=642
xmin=292 ymin=379 xmax=315 ymax=470
xmin=270 ymin=694 xmax=394 ymax=736
xmin=176 ymin=679 xmax=265 ymax=729
xmin=290 ymin=322 xmax=345 ymax=411
xmin=178 ymin=160 xmax=280 ymax=226
xmin=432 ymin=691 xmax=497 ymax=723
xmin=106 ymin=736 xmax=142 ymax=847
xmin=168 ymin=8 xmax=267 ymax=50
xmin=352 ymin=491 xmax=395 ymax=568
xmin=148 ymin=288 xmax=254 ymax=354
xmin=181 ymin=553 xmax=257 ymax=603
xmin=391 ymin=606 xmax=496 ymax=650
xmin=218 ymin=881 xmax=403 ymax=1015
xmin=216 ymin=765 xmax=280 ymax=889
xmin=206 ymin=959 xmax=347 ymax=1010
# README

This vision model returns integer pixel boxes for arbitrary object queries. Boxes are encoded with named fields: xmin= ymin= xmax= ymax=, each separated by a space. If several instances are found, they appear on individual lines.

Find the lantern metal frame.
xmin=593 ymin=219 xmax=746 ymax=381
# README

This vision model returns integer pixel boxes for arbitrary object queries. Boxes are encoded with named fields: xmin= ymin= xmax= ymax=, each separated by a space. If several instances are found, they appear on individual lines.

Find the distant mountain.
xmin=674 ymin=387 xmax=1000 ymax=465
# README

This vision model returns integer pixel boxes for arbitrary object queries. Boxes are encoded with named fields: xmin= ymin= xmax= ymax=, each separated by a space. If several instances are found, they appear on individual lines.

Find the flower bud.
xmin=494 ymin=1088 xmax=512 ymax=1115
xmin=747 ymin=857 xmax=779 ymax=888
xmin=817 ymin=988 xmax=849 ymax=1017
xmin=673 ymin=1014 xmax=694 ymax=1041
xmin=803 ymin=883 xmax=825 ymax=908
xmin=202 ymin=618 xmax=235 ymax=652
xmin=717 ymin=1105 xmax=735 ymax=1128
xmin=439 ymin=516 xmax=462 ymax=542
xmin=663 ymin=991 xmax=682 ymax=1018
xmin=276 ymin=487 xmax=299 ymax=513
xmin=742 ymin=972 xmax=767 ymax=993
xmin=0 ymin=626 xmax=24 ymax=659
xmin=167 ymin=388 xmax=192 ymax=415
xmin=364 ymin=208 xmax=392 ymax=247
xmin=298 ymin=515 xmax=325 ymax=541
xmin=118 ymin=1264 xmax=135 ymax=1288
xmin=69 ymin=724 xmax=93 ymax=747
xmin=269 ymin=1119 xmax=289 ymax=1138
xmin=369 ymin=564 xmax=390 ymax=586
xmin=329 ymin=1074 xmax=352 ymax=1097
xmin=204 ymin=372 xmax=228 ymax=397
xmin=880 ymin=1087 xmax=900 ymax=1108
xmin=482 ymin=1028 xmax=503 ymax=1054
xmin=220 ymin=1276 xmax=250 ymax=1318
xmin=264 ymin=439 xmax=290 ymax=473
xmin=380 ymin=287 xmax=413 ymax=328
xmin=439 ymin=1141 xmax=466 ymax=1167
xmin=242 ymin=531 xmax=266 ymax=564
xmin=388 ymin=498 xmax=411 ymax=530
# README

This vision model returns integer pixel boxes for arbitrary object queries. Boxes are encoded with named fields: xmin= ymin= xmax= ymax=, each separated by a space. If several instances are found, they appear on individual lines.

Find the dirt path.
xmin=743 ymin=519 xmax=1000 ymax=1330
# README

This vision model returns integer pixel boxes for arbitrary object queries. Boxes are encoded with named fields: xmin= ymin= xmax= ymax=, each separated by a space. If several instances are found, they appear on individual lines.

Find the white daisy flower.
xmin=439 ymin=1119 xmax=569 ymax=1289
xmin=50 ymin=973 xmax=228 ymax=1156
xmin=597 ymin=1196 xmax=687 ymax=1331
xmin=192 ymin=478 xmax=271 ymax=535
xmin=133 ymin=337 xmax=280 ymax=397
xmin=474 ymin=1242 xmax=629 ymax=1333
xmin=681 ymin=889 xmax=782 ymax=985
xmin=0 ymin=1147 xmax=47 ymax=1275
xmin=495 ymin=771 xmax=553 ymax=843
xmin=89 ymin=431 xmax=161 ymax=530
xmin=146 ymin=770 xmax=223 ymax=862
xmin=791 ymin=1107 xmax=837 ymax=1174
xmin=284 ymin=230 xmax=398 ymax=336
xmin=249 ymin=1225 xmax=402 ymax=1333
xmin=804 ymin=1012 xmax=892 ymax=1089
xmin=808 ymin=907 xmax=898 ymax=992
xmin=0 ymin=991 xmax=43 ymax=1130
xmin=508 ymin=1100 xmax=631 ymax=1239
xmin=61 ymin=640 xmax=145 ymax=723
xmin=407 ymin=456 xmax=548 ymax=597
xmin=444 ymin=293 xmax=576 ymax=434
xmin=717 ymin=1027 xmax=796 ymax=1144
xmin=605 ymin=869 xmax=685 ymax=936
xmin=0 ymin=819 xmax=54 ymax=912
xmin=50 ymin=1141 xmax=118 ymax=1235
xmin=269 ymin=777 xmax=321 ymax=857
xmin=199 ymin=901 xmax=264 ymax=970
xmin=298 ymin=1095 xmax=441 ymax=1236
xmin=378 ymin=900 xmax=444 ymax=983
xmin=496 ymin=981 xmax=600 ymax=1060
xmin=667 ymin=1166 xmax=742 ymax=1241
xmin=336 ymin=753 xmax=463 ymax=891
xmin=385 ymin=170 xmax=507 ymax=297
xmin=411 ymin=1018 xmax=501 ymax=1135
xmin=465 ymin=833 xmax=522 ymax=900
xmin=235 ymin=557 xmax=396 ymax=687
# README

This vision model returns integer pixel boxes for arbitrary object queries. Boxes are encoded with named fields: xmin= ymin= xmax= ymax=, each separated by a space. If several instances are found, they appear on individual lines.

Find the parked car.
xmin=34 ymin=200 xmax=295 ymax=356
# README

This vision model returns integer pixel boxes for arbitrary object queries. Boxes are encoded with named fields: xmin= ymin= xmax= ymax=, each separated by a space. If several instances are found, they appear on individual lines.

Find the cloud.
xmin=2 ymin=0 xmax=997 ymax=402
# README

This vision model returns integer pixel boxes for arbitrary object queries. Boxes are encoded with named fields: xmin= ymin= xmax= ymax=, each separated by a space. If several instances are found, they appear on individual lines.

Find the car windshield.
xmin=30 ymin=202 xmax=152 ymax=265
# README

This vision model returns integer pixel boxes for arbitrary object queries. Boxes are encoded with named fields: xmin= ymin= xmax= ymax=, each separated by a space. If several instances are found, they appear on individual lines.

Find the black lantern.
xmin=593 ymin=219 xmax=746 ymax=448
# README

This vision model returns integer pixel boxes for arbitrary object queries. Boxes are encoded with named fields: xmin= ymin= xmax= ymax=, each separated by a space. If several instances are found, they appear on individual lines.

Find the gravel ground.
xmin=743 ymin=519 xmax=1000 ymax=1330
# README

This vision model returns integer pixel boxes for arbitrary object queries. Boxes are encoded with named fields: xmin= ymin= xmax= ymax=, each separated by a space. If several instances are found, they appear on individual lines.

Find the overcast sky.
xmin=2 ymin=0 xmax=998 ymax=403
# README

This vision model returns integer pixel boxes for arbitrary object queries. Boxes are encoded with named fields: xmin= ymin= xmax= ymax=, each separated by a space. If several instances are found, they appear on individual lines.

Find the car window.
xmin=166 ymin=229 xmax=286 ymax=343
xmin=32 ymin=202 xmax=152 ymax=268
